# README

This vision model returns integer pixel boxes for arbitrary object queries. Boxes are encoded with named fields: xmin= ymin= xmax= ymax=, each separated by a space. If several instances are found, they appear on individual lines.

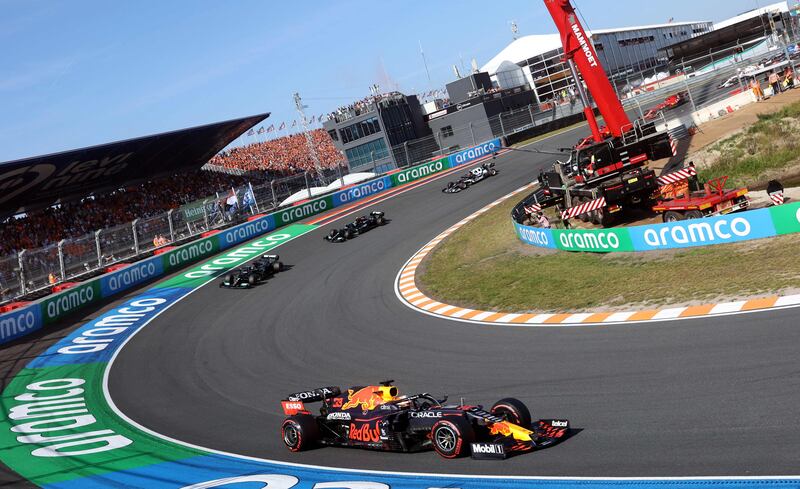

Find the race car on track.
xmin=219 ymin=254 xmax=284 ymax=288
xmin=324 ymin=211 xmax=387 ymax=242
xmin=442 ymin=162 xmax=498 ymax=193
xmin=280 ymin=381 xmax=569 ymax=459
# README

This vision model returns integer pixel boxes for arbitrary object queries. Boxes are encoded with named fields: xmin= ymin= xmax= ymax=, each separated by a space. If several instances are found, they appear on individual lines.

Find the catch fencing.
xmin=620 ymin=32 xmax=800 ymax=118
xmin=0 ymin=166 xmax=345 ymax=305
xmin=390 ymin=102 xmax=585 ymax=168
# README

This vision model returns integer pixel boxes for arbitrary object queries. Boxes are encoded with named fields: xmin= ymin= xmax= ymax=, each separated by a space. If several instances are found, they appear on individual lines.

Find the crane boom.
xmin=544 ymin=0 xmax=631 ymax=139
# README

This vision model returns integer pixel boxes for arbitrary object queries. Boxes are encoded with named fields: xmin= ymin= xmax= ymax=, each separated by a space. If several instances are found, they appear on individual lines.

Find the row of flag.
xmin=418 ymin=89 xmax=446 ymax=99
xmin=246 ymin=115 xmax=328 ymax=136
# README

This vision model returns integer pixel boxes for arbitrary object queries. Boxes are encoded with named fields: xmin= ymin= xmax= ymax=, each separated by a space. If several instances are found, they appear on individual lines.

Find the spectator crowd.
xmin=1 ymin=129 xmax=343 ymax=257
xmin=208 ymin=129 xmax=342 ymax=174
xmin=0 ymin=170 xmax=255 ymax=256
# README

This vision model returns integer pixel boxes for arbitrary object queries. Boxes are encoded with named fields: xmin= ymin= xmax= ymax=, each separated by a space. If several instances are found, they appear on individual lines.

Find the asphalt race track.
xmin=103 ymin=120 xmax=800 ymax=478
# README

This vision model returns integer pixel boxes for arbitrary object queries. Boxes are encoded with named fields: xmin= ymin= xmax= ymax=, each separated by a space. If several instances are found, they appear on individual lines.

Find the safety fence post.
xmin=95 ymin=230 xmax=102 ymax=267
xmin=469 ymin=122 xmax=476 ymax=145
xmin=18 ymin=250 xmax=26 ymax=295
xmin=167 ymin=209 xmax=175 ymax=242
xmin=270 ymin=180 xmax=277 ymax=209
xmin=680 ymin=59 xmax=698 ymax=113
xmin=248 ymin=182 xmax=259 ymax=214
xmin=203 ymin=199 xmax=210 ymax=231
xmin=304 ymin=172 xmax=312 ymax=198
xmin=132 ymin=219 xmax=140 ymax=255
xmin=57 ymin=239 xmax=66 ymax=282
xmin=404 ymin=142 xmax=410 ymax=167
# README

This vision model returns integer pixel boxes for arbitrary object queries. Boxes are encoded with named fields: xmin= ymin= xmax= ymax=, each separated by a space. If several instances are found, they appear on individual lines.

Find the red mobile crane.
xmin=534 ymin=0 xmax=675 ymax=226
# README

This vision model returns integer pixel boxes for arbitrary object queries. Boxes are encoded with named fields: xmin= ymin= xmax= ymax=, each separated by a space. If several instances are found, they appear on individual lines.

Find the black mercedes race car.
xmin=442 ymin=162 xmax=498 ymax=193
xmin=280 ymin=380 xmax=569 ymax=459
xmin=219 ymin=254 xmax=284 ymax=288
xmin=324 ymin=211 xmax=387 ymax=243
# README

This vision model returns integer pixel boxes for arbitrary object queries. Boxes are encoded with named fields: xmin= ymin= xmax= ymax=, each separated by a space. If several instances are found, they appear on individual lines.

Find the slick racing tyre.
xmin=491 ymin=397 xmax=532 ymax=428
xmin=248 ymin=274 xmax=257 ymax=287
xmin=343 ymin=229 xmax=353 ymax=240
xmin=222 ymin=274 xmax=234 ymax=286
xmin=272 ymin=261 xmax=284 ymax=272
xmin=376 ymin=216 xmax=386 ymax=225
xmin=282 ymin=415 xmax=319 ymax=452
xmin=431 ymin=417 xmax=474 ymax=458
xmin=489 ymin=168 xmax=498 ymax=176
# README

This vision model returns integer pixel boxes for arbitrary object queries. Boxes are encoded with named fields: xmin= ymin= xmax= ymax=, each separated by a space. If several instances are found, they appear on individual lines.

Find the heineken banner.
xmin=515 ymin=202 xmax=800 ymax=253
xmin=179 ymin=198 xmax=220 ymax=222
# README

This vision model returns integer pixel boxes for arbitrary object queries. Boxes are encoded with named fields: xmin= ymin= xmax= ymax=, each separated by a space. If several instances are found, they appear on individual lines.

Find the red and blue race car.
xmin=280 ymin=381 xmax=569 ymax=459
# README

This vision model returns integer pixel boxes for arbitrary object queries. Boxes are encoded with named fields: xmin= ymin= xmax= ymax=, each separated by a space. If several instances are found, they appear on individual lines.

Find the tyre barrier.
xmin=514 ymin=201 xmax=800 ymax=253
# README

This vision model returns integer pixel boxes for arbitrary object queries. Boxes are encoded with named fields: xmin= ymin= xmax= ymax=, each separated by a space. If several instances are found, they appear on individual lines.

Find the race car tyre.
xmin=282 ymin=415 xmax=319 ymax=452
xmin=272 ymin=261 xmax=284 ymax=272
xmin=685 ymin=210 xmax=704 ymax=219
xmin=489 ymin=169 xmax=498 ymax=176
xmin=376 ymin=216 xmax=386 ymax=226
xmin=248 ymin=274 xmax=257 ymax=287
xmin=343 ymin=229 xmax=353 ymax=240
xmin=458 ymin=182 xmax=467 ymax=190
xmin=431 ymin=418 xmax=474 ymax=458
xmin=491 ymin=397 xmax=532 ymax=428
xmin=663 ymin=210 xmax=686 ymax=222
xmin=222 ymin=274 xmax=233 ymax=286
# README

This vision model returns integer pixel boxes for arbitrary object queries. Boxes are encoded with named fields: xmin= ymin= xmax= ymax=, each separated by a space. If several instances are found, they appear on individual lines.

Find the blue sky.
xmin=0 ymin=0 xmax=767 ymax=161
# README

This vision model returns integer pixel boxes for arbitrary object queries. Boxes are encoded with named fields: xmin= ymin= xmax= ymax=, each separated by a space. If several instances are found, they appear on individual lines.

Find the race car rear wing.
xmin=285 ymin=386 xmax=341 ymax=403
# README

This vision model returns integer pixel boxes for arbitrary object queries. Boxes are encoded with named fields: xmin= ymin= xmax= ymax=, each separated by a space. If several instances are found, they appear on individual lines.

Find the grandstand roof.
xmin=481 ymin=21 xmax=710 ymax=74
xmin=714 ymin=1 xmax=788 ymax=30
xmin=0 ymin=113 xmax=269 ymax=217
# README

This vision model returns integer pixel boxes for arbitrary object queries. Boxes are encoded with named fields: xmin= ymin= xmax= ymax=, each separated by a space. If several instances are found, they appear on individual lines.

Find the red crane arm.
xmin=544 ymin=0 xmax=632 ymax=139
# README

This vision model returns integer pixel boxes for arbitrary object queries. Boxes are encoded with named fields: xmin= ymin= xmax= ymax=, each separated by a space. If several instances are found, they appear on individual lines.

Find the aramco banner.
xmin=515 ymin=203 xmax=800 ymax=253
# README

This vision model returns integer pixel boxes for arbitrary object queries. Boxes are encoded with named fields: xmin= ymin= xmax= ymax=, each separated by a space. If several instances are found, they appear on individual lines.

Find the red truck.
xmin=653 ymin=175 xmax=749 ymax=222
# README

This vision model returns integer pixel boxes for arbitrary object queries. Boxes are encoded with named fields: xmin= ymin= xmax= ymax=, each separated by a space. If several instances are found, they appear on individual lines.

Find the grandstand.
xmin=0 ymin=113 xmax=351 ymax=306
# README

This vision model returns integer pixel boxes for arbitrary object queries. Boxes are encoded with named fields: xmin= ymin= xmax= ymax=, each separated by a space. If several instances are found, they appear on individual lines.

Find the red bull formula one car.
xmin=280 ymin=381 xmax=569 ymax=459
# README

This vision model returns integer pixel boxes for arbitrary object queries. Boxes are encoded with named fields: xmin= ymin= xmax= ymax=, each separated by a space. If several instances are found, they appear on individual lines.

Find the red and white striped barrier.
xmin=769 ymin=191 xmax=785 ymax=206
xmin=524 ymin=203 xmax=542 ymax=214
xmin=561 ymin=197 xmax=606 ymax=220
xmin=670 ymin=138 xmax=678 ymax=156
xmin=657 ymin=166 xmax=697 ymax=185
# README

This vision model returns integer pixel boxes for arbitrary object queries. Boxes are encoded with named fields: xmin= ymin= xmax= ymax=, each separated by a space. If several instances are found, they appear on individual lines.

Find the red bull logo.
xmin=341 ymin=387 xmax=385 ymax=411
xmin=489 ymin=421 xmax=513 ymax=437
xmin=348 ymin=421 xmax=381 ymax=442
